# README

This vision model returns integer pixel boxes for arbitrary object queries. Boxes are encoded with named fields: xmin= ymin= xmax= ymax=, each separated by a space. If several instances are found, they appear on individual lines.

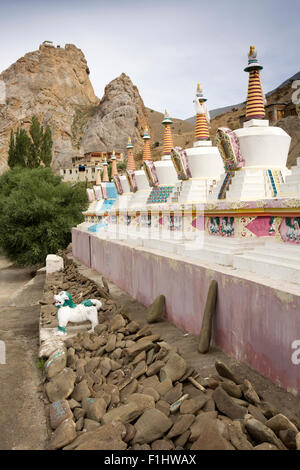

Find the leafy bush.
xmin=0 ymin=167 xmax=88 ymax=265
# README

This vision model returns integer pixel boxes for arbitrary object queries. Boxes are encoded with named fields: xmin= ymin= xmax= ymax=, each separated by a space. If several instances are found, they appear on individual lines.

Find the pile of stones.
xmin=41 ymin=258 xmax=300 ymax=451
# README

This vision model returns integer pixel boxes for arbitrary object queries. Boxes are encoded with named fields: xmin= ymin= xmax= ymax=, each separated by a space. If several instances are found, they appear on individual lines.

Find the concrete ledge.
xmin=72 ymin=227 xmax=300 ymax=396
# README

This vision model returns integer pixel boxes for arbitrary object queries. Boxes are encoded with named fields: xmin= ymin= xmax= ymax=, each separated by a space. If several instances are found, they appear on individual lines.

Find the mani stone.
xmin=46 ymin=368 xmax=76 ymax=403
xmin=227 ymin=423 xmax=254 ymax=450
xmin=221 ymin=380 xmax=243 ymax=399
xmin=213 ymin=386 xmax=247 ymax=420
xmin=81 ymin=397 xmax=107 ymax=422
xmin=133 ymin=409 xmax=173 ymax=444
xmin=244 ymin=417 xmax=287 ymax=450
xmin=44 ymin=349 xmax=67 ymax=379
xmin=124 ymin=393 xmax=155 ymax=412
xmin=167 ymin=414 xmax=195 ymax=439
xmin=215 ymin=360 xmax=242 ymax=385
xmin=49 ymin=400 xmax=73 ymax=429
xmin=242 ymin=379 xmax=261 ymax=405
xmin=198 ymin=280 xmax=217 ymax=353
xmin=180 ymin=393 xmax=207 ymax=414
xmin=102 ymin=402 xmax=142 ymax=425
xmin=71 ymin=379 xmax=91 ymax=402
xmin=151 ymin=439 xmax=175 ymax=450
xmin=48 ymin=418 xmax=76 ymax=450
xmin=146 ymin=295 xmax=165 ymax=324
xmin=278 ymin=429 xmax=298 ymax=449
xmin=72 ymin=424 xmax=127 ymax=450
xmin=190 ymin=419 xmax=234 ymax=450
xmin=265 ymin=414 xmax=298 ymax=435
xmin=160 ymin=352 xmax=187 ymax=382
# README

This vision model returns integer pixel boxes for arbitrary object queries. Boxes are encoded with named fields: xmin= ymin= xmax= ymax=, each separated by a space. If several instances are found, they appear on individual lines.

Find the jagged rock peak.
xmin=82 ymin=72 xmax=150 ymax=161
xmin=0 ymin=43 xmax=99 ymax=172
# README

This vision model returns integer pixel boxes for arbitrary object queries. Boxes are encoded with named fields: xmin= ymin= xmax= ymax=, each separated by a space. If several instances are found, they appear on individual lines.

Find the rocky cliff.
xmin=81 ymin=73 xmax=149 ymax=166
xmin=0 ymin=43 xmax=99 ymax=172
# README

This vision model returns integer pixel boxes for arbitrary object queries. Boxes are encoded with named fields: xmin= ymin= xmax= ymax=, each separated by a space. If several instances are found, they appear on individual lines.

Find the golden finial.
xmin=128 ymin=136 xmax=131 ymax=143
xmin=197 ymin=83 xmax=201 ymax=91
xmin=249 ymin=46 xmax=256 ymax=58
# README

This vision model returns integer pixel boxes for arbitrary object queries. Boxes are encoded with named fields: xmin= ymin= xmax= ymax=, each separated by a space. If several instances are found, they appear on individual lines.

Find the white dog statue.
xmin=53 ymin=291 xmax=102 ymax=335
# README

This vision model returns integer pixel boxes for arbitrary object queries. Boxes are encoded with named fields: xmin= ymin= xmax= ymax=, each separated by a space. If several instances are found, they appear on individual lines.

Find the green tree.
xmin=40 ymin=125 xmax=53 ymax=167
xmin=8 ymin=116 xmax=53 ymax=169
xmin=8 ymin=130 xmax=15 ymax=168
xmin=14 ymin=128 xmax=31 ymax=167
xmin=29 ymin=115 xmax=43 ymax=168
xmin=0 ymin=167 xmax=87 ymax=265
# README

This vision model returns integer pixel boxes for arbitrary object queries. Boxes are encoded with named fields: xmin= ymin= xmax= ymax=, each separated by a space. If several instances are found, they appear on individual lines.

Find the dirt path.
xmin=74 ymin=256 xmax=300 ymax=423
xmin=0 ymin=255 xmax=48 ymax=450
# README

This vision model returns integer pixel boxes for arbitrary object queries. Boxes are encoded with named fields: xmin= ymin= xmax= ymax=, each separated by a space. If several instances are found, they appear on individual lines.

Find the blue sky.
xmin=0 ymin=0 xmax=299 ymax=118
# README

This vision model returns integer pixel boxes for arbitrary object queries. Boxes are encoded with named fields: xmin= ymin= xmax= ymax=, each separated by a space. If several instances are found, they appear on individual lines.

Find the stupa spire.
xmin=194 ymin=83 xmax=210 ymax=141
xmin=126 ymin=137 xmax=136 ymax=170
xmin=162 ymin=110 xmax=174 ymax=155
xmin=111 ymin=150 xmax=118 ymax=177
xmin=142 ymin=127 xmax=152 ymax=161
xmin=102 ymin=159 xmax=109 ymax=182
xmin=244 ymin=46 xmax=265 ymax=120
xmin=96 ymin=166 xmax=102 ymax=185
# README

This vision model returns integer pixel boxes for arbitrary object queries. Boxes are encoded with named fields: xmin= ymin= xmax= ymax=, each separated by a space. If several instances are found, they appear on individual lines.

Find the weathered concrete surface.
xmin=72 ymin=229 xmax=300 ymax=396
xmin=71 ymin=255 xmax=300 ymax=424
xmin=0 ymin=255 xmax=48 ymax=449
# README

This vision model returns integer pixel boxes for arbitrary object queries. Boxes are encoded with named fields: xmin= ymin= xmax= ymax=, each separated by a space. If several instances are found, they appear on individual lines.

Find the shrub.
xmin=0 ymin=167 xmax=88 ymax=265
